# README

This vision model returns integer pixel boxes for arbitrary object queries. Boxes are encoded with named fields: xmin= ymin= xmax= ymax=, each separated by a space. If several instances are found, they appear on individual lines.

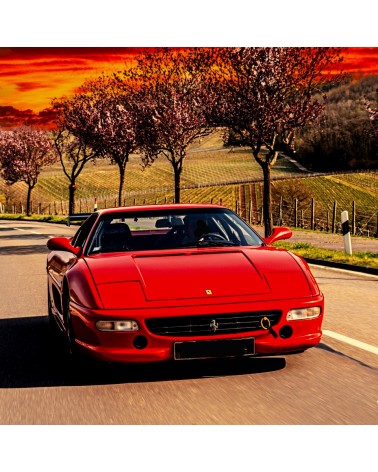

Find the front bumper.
xmin=69 ymin=295 xmax=324 ymax=363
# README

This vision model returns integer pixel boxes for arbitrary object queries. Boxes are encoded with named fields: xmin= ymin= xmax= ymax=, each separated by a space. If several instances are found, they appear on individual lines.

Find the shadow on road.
xmin=316 ymin=342 xmax=377 ymax=370
xmin=0 ymin=245 xmax=48 ymax=255
xmin=0 ymin=316 xmax=286 ymax=388
xmin=0 ymin=232 xmax=50 ymax=255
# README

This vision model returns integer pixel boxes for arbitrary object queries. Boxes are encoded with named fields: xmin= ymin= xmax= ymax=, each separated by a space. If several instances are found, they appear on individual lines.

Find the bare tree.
xmin=53 ymin=128 xmax=97 ymax=215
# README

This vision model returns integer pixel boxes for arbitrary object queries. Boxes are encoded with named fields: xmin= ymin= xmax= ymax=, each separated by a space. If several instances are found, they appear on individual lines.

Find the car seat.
xmin=100 ymin=223 xmax=132 ymax=252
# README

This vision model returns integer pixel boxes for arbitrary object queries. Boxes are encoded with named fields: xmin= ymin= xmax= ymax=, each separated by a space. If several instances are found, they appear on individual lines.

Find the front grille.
xmin=145 ymin=311 xmax=281 ymax=337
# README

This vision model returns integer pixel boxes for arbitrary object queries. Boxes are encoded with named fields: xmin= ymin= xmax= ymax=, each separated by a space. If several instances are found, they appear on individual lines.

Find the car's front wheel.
xmin=62 ymin=288 xmax=80 ymax=362
xmin=62 ymin=289 xmax=97 ymax=371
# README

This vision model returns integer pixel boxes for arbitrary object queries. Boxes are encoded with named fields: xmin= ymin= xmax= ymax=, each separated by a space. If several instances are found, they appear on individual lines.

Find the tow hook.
xmin=260 ymin=316 xmax=278 ymax=339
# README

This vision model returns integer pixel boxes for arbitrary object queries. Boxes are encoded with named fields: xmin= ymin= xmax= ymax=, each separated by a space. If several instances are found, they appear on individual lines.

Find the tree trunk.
xmin=117 ymin=164 xmax=126 ymax=207
xmin=173 ymin=160 xmax=182 ymax=204
xmin=261 ymin=162 xmax=273 ymax=237
xmin=26 ymin=185 xmax=33 ymax=216
xmin=174 ymin=168 xmax=181 ymax=203
xmin=69 ymin=183 xmax=76 ymax=215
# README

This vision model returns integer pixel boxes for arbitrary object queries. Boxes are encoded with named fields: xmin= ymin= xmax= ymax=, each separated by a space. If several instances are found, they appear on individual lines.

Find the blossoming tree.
xmin=53 ymin=75 xmax=140 ymax=206
xmin=0 ymin=127 xmax=57 ymax=215
xmin=122 ymin=48 xmax=215 ymax=203
xmin=210 ymin=47 xmax=344 ymax=236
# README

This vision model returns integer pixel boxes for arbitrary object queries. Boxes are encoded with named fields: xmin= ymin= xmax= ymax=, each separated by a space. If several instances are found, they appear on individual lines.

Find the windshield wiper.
xmin=176 ymin=240 xmax=239 ymax=248
xmin=198 ymin=240 xmax=239 ymax=247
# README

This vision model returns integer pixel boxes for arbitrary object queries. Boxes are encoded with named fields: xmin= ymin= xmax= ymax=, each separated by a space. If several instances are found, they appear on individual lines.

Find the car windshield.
xmin=86 ymin=208 xmax=264 ymax=254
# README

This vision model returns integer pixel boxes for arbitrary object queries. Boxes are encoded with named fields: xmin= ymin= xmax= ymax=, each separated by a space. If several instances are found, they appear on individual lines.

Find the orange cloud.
xmin=343 ymin=47 xmax=378 ymax=75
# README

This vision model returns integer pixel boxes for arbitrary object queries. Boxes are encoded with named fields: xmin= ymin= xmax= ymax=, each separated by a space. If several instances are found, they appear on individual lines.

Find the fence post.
xmin=352 ymin=201 xmax=356 ymax=235
xmin=332 ymin=201 xmax=337 ymax=233
xmin=294 ymin=198 xmax=298 ymax=228
xmin=311 ymin=198 xmax=315 ymax=230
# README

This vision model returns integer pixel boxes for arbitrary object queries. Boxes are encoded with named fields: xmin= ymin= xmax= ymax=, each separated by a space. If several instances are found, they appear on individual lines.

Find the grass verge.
xmin=274 ymin=241 xmax=378 ymax=270
xmin=0 ymin=213 xmax=67 ymax=224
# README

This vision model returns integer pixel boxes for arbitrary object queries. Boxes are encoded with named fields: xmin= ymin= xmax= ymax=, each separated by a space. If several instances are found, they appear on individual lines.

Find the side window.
xmin=71 ymin=213 xmax=98 ymax=248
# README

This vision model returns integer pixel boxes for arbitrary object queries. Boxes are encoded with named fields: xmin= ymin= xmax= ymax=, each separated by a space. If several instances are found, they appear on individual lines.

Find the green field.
xmin=1 ymin=131 xmax=377 ymax=235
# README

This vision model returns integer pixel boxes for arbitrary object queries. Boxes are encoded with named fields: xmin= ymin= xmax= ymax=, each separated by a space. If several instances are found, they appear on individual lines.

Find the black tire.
xmin=63 ymin=293 xmax=97 ymax=372
xmin=47 ymin=288 xmax=60 ymax=336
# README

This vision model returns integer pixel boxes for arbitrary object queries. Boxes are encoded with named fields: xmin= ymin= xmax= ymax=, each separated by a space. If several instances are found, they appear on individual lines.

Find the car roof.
xmin=96 ymin=203 xmax=225 ymax=216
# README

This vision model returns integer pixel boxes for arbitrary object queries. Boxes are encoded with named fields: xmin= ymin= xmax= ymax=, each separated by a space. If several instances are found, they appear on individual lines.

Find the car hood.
xmin=85 ymin=247 xmax=315 ymax=308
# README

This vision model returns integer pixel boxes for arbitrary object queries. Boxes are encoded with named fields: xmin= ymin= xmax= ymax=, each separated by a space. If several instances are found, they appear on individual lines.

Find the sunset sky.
xmin=0 ymin=47 xmax=377 ymax=129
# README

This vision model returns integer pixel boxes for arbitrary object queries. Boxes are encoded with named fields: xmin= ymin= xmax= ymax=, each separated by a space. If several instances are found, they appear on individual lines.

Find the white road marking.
xmin=323 ymin=329 xmax=378 ymax=355
xmin=13 ymin=227 xmax=43 ymax=235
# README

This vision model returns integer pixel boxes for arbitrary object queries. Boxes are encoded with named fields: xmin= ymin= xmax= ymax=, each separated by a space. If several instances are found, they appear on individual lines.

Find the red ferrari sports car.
xmin=46 ymin=204 xmax=324 ymax=363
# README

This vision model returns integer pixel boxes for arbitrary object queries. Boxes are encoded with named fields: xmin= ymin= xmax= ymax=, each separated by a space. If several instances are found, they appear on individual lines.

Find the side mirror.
xmin=263 ymin=227 xmax=292 ymax=245
xmin=47 ymin=237 xmax=82 ymax=256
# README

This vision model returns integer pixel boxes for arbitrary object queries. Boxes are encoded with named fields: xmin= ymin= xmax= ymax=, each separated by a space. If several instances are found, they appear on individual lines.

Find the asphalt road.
xmin=0 ymin=219 xmax=377 ymax=425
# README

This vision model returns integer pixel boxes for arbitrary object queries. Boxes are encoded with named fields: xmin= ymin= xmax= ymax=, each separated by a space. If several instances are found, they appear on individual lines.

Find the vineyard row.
xmin=1 ymin=183 xmax=377 ymax=238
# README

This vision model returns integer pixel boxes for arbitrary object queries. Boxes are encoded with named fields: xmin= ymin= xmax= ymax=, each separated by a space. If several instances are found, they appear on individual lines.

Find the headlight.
xmin=286 ymin=307 xmax=321 ymax=321
xmin=96 ymin=320 xmax=139 ymax=332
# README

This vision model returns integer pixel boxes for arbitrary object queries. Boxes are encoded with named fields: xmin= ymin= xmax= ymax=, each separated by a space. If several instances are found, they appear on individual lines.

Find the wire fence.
xmin=2 ymin=188 xmax=377 ymax=238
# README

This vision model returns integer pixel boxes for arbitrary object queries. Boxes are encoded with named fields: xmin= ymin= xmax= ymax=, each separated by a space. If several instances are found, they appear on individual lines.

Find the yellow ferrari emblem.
xmin=205 ymin=289 xmax=212 ymax=295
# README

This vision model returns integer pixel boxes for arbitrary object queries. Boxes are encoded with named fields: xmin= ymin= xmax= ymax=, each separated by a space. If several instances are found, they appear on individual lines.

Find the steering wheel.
xmin=199 ymin=232 xmax=228 ymax=242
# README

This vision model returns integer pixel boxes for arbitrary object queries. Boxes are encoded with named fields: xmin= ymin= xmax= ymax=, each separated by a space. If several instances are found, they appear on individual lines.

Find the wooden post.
xmin=311 ymin=198 xmax=315 ymax=230
xmin=352 ymin=201 xmax=356 ymax=235
xmin=294 ymin=198 xmax=298 ymax=228
xmin=332 ymin=201 xmax=337 ymax=233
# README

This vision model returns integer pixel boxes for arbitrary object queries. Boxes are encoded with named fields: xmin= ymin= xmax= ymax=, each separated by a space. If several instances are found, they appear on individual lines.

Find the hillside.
xmin=0 ymin=131 xmax=377 ymax=236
